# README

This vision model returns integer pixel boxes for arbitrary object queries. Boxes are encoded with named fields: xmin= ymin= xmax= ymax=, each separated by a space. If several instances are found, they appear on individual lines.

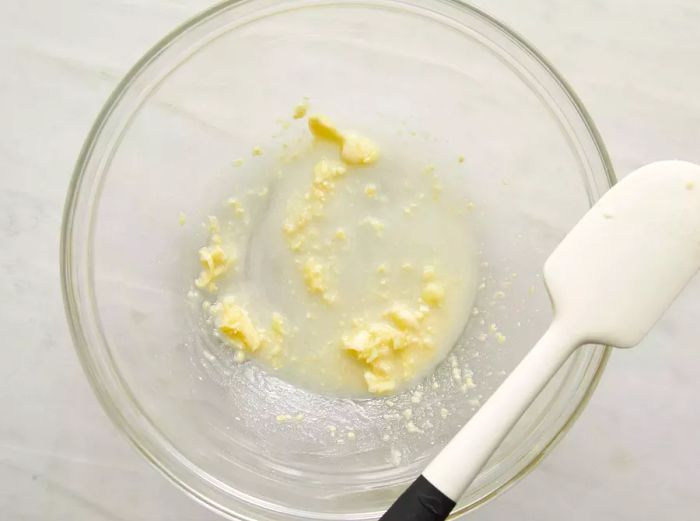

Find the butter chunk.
xmin=341 ymin=133 xmax=380 ymax=165
xmin=271 ymin=312 xmax=287 ymax=337
xmin=308 ymin=115 xmax=344 ymax=143
xmin=364 ymin=371 xmax=396 ymax=394
xmin=385 ymin=305 xmax=422 ymax=331
xmin=293 ymin=98 xmax=309 ymax=119
xmin=343 ymin=302 xmax=435 ymax=394
xmin=217 ymin=299 xmax=262 ymax=352
xmin=308 ymin=114 xmax=380 ymax=166
xmin=311 ymin=159 xmax=347 ymax=199
xmin=422 ymin=282 xmax=445 ymax=308
xmin=195 ymin=240 xmax=232 ymax=292
xmin=302 ymin=257 xmax=332 ymax=302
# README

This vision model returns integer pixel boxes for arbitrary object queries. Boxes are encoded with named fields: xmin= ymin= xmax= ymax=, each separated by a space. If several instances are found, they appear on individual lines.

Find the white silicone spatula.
xmin=381 ymin=161 xmax=700 ymax=521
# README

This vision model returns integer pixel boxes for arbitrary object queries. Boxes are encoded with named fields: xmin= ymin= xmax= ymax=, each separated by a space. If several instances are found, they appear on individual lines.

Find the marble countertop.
xmin=2 ymin=0 xmax=698 ymax=519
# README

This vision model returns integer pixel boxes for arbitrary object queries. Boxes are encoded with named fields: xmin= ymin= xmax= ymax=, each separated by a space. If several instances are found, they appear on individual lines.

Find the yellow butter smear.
xmin=342 ymin=269 xmax=446 ymax=394
xmin=216 ymin=298 xmax=262 ymax=352
xmin=308 ymin=115 xmax=380 ymax=166
xmin=283 ymin=114 xmax=380 ymax=304
xmin=195 ymin=217 xmax=234 ymax=292
xmin=193 ymin=216 xmax=287 ymax=367
xmin=212 ymin=297 xmax=287 ymax=368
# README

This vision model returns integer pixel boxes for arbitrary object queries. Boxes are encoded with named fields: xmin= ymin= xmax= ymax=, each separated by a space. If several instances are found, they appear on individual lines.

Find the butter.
xmin=311 ymin=159 xmax=347 ymax=200
xmin=283 ymin=157 xmax=349 ymax=300
xmin=364 ymin=370 xmax=397 ymax=394
xmin=217 ymin=299 xmax=262 ymax=352
xmin=308 ymin=115 xmax=344 ymax=143
xmin=302 ymin=257 xmax=334 ymax=303
xmin=340 ymin=268 xmax=448 ymax=393
xmin=283 ymin=159 xmax=346 ymax=251
xmin=308 ymin=114 xmax=379 ymax=166
xmin=422 ymin=282 xmax=445 ymax=307
xmin=195 ymin=240 xmax=232 ymax=292
xmin=341 ymin=133 xmax=380 ymax=165
xmin=271 ymin=312 xmax=287 ymax=337
xmin=385 ymin=304 xmax=423 ymax=331
xmin=216 ymin=300 xmax=290 ymax=364
xmin=188 ymin=105 xmax=479 ymax=397
xmin=284 ymin=201 xmax=319 ymax=243
xmin=343 ymin=302 xmax=435 ymax=394
xmin=342 ymin=325 xmax=400 ymax=393
xmin=284 ymin=117 xmax=381 ymax=304
xmin=293 ymin=98 xmax=309 ymax=119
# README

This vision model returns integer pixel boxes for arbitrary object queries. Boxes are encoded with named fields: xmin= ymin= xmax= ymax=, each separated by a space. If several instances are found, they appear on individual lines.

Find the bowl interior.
xmin=64 ymin=1 xmax=613 ymax=519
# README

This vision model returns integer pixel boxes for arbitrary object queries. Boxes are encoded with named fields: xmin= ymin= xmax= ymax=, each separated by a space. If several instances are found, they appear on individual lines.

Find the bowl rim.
xmin=61 ymin=0 xmax=616 ymax=519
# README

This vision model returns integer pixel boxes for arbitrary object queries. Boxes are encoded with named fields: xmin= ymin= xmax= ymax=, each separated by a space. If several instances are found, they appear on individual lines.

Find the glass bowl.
xmin=61 ymin=0 xmax=615 ymax=519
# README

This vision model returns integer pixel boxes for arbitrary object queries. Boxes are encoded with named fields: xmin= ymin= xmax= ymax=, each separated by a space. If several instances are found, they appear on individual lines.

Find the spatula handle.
xmin=378 ymin=475 xmax=455 ymax=521
xmin=381 ymin=323 xmax=579 ymax=521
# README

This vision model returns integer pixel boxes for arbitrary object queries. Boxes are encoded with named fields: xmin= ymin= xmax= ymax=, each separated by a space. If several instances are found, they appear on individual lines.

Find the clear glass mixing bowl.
xmin=61 ymin=1 xmax=615 ymax=519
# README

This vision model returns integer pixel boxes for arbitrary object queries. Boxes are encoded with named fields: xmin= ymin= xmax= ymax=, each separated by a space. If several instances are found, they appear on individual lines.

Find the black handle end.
xmin=380 ymin=474 xmax=456 ymax=521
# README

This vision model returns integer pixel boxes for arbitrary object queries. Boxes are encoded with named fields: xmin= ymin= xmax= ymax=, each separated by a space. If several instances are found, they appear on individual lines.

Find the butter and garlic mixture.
xmin=189 ymin=106 xmax=478 ymax=396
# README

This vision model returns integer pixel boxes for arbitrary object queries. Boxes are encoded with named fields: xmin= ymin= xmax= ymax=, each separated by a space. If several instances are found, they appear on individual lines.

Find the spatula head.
xmin=544 ymin=161 xmax=700 ymax=348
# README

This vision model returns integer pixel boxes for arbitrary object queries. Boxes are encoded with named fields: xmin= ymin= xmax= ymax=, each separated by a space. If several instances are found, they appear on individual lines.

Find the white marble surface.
xmin=1 ymin=0 xmax=699 ymax=519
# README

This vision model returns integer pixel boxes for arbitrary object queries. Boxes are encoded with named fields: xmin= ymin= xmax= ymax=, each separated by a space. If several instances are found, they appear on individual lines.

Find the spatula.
xmin=381 ymin=160 xmax=700 ymax=521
